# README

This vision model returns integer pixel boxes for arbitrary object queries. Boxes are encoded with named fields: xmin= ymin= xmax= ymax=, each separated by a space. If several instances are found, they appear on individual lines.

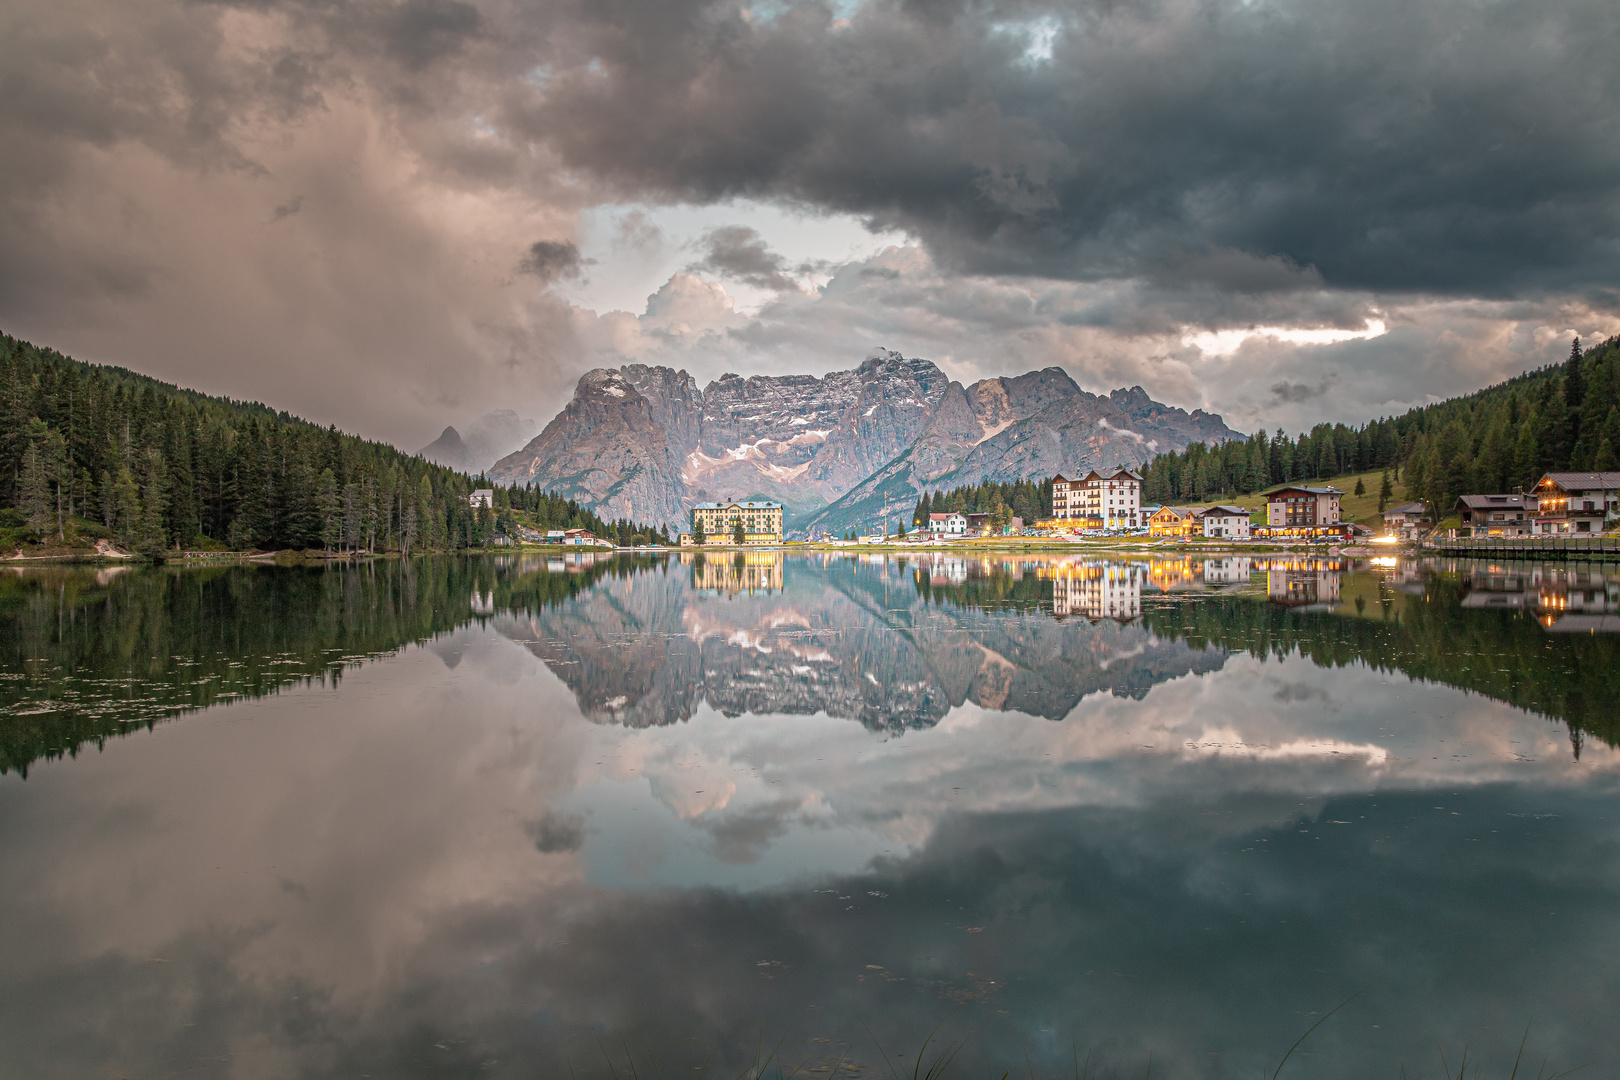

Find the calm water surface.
xmin=2 ymin=552 xmax=1618 ymax=1078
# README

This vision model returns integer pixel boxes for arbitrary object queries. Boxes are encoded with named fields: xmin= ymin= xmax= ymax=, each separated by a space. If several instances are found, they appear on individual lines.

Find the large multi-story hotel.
xmin=1041 ymin=562 xmax=1143 ymax=621
xmin=684 ymin=500 xmax=784 ymax=545
xmin=1052 ymin=468 xmax=1143 ymax=529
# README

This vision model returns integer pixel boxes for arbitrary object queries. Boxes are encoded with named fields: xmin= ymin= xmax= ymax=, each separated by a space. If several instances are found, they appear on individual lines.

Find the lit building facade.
xmin=688 ymin=500 xmax=784 ymax=545
xmin=1076 ymin=469 xmax=1143 ymax=530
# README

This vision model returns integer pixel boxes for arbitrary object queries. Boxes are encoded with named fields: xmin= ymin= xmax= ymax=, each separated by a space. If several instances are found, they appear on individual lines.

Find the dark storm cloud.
xmin=524 ymin=0 xmax=1620 ymax=297
xmin=270 ymin=194 xmax=304 ymax=222
xmin=519 ymin=240 xmax=584 ymax=283
xmin=1271 ymin=374 xmax=1340 ymax=404
xmin=687 ymin=225 xmax=800 ymax=291
xmin=383 ymin=0 xmax=483 ymax=69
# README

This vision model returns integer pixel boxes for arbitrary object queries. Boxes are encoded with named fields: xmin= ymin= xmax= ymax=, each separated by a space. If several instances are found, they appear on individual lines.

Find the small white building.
xmin=563 ymin=529 xmax=613 ymax=549
xmin=469 ymin=489 xmax=495 ymax=509
xmin=927 ymin=512 xmax=968 ymax=535
xmin=1200 ymin=505 xmax=1251 ymax=539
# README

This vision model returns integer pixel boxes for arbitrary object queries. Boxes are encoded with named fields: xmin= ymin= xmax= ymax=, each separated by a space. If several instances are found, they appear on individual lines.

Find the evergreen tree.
xmin=1377 ymin=470 xmax=1393 ymax=512
xmin=1354 ymin=476 xmax=1366 ymax=497
xmin=18 ymin=438 xmax=53 ymax=537
xmin=317 ymin=469 xmax=340 ymax=553
xmin=1566 ymin=337 xmax=1586 ymax=414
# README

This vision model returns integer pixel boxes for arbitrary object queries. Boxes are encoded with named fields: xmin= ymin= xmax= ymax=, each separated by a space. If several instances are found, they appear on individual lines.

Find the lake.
xmin=2 ymin=552 xmax=1617 ymax=1079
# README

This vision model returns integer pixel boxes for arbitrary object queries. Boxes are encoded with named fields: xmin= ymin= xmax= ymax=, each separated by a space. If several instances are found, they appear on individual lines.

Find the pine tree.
xmin=1566 ymin=337 xmax=1586 ymax=414
xmin=18 ymin=439 xmax=53 ymax=537
xmin=317 ymin=469 xmax=340 ymax=553
xmin=111 ymin=465 xmax=142 ymax=547
xmin=1377 ymin=470 xmax=1393 ymax=513
xmin=1354 ymin=476 xmax=1366 ymax=497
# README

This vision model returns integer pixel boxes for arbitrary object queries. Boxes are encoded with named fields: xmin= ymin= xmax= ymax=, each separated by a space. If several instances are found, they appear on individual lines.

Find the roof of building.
xmin=1266 ymin=485 xmax=1345 ymax=497
xmin=1153 ymin=505 xmax=1199 ymax=518
xmin=1535 ymin=472 xmax=1620 ymax=490
xmin=1201 ymin=505 xmax=1249 ymax=516
xmin=691 ymin=501 xmax=783 ymax=510
xmin=1455 ymin=494 xmax=1530 ymax=510
xmin=1084 ymin=468 xmax=1144 ymax=483
xmin=928 ymin=512 xmax=963 ymax=521
xmin=470 ymin=488 xmax=494 ymax=496
xmin=1382 ymin=501 xmax=1429 ymax=516
xmin=1051 ymin=474 xmax=1070 ymax=484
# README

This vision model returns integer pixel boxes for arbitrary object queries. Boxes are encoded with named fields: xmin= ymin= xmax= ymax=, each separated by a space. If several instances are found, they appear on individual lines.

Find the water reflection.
xmin=3 ymin=554 xmax=1620 ymax=1078
xmin=1457 ymin=561 xmax=1620 ymax=630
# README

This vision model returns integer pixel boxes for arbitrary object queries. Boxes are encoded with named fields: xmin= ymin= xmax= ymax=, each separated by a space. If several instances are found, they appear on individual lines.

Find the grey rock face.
xmin=487 ymin=351 xmax=1240 ymax=534
xmin=488 ymin=350 xmax=948 ymax=529
xmin=802 ymin=371 xmax=1244 ymax=538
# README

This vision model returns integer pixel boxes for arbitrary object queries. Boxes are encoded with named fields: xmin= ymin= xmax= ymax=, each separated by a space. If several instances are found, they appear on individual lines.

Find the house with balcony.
xmin=1255 ymin=485 xmax=1347 ymax=538
xmin=1148 ymin=506 xmax=1200 ymax=537
xmin=1529 ymin=472 xmax=1620 ymax=534
xmin=1453 ymin=493 xmax=1533 ymax=537
xmin=927 ymin=511 xmax=968 ymax=535
xmin=1379 ymin=501 xmax=1430 ymax=540
xmin=1199 ymin=505 xmax=1251 ymax=539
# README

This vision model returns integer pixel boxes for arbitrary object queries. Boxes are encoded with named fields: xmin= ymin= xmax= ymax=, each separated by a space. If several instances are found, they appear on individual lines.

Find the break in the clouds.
xmin=1 ymin=0 xmax=1618 ymax=447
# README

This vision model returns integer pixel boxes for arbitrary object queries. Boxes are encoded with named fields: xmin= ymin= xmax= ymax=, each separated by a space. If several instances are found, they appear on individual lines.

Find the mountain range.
xmin=485 ymin=350 xmax=1240 ymax=537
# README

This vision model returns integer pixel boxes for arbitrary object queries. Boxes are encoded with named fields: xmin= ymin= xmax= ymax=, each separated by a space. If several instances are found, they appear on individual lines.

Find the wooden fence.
xmin=1425 ymin=536 xmax=1620 ymax=561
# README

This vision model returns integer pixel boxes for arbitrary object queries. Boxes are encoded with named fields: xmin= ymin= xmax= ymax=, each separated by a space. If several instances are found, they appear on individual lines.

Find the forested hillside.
xmin=1139 ymin=336 xmax=1620 ymax=512
xmin=0 ymin=334 xmax=664 ymax=554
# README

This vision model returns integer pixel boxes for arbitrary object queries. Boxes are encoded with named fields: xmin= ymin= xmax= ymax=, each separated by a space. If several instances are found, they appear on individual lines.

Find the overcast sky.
xmin=3 ymin=0 xmax=1618 ymax=450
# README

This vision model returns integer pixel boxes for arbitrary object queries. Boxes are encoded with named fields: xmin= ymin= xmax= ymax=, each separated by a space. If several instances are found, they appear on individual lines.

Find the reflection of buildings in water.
xmin=921 ymin=554 xmax=969 ymax=585
xmin=690 ymin=550 xmax=785 ymax=594
xmin=540 ymin=552 xmax=598 ymax=573
xmin=1147 ymin=558 xmax=1203 ymax=593
xmin=1039 ymin=562 xmax=1143 ymax=621
xmin=1459 ymin=563 xmax=1620 ymax=632
xmin=1261 ymin=558 xmax=1344 ymax=609
xmin=1201 ymin=557 xmax=1253 ymax=585
xmin=502 ymin=558 xmax=1230 ymax=732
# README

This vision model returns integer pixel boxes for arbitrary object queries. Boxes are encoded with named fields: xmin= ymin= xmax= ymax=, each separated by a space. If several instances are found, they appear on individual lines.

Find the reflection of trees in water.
xmin=0 ymin=555 xmax=666 ymax=775
xmin=1142 ymin=577 xmax=1620 ymax=750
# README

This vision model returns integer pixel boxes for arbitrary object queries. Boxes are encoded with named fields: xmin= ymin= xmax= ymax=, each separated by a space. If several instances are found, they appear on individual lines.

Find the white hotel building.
xmin=1052 ymin=469 xmax=1144 ymax=530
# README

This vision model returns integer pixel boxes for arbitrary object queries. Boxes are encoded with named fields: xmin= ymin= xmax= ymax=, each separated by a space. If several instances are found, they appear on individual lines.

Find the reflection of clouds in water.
xmin=5 ymin=559 xmax=1620 ymax=1080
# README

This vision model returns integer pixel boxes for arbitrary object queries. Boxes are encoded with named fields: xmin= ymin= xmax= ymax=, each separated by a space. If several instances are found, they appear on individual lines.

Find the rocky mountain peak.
xmin=488 ymin=352 xmax=1241 ymax=535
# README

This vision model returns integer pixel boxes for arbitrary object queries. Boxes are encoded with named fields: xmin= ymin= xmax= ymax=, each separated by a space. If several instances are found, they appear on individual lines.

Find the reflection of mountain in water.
xmin=497 ymin=555 xmax=1228 ymax=731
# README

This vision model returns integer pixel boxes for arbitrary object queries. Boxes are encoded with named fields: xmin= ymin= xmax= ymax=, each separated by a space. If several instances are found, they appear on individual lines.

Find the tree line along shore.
xmin=0 ymin=334 xmax=668 ymax=559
